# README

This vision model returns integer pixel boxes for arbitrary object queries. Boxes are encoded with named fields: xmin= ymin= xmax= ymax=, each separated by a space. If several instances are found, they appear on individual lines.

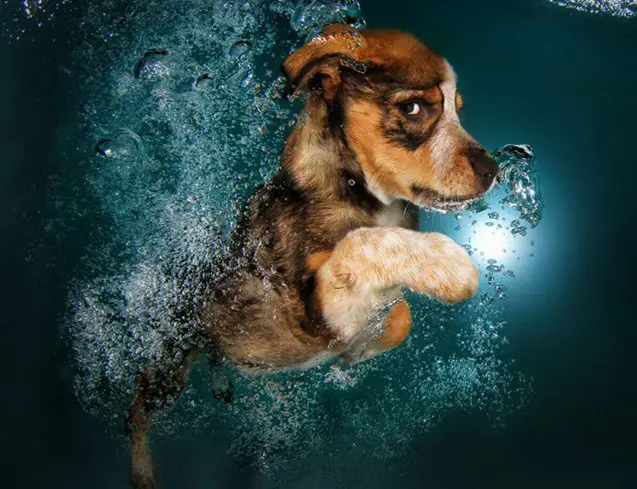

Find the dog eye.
xmin=398 ymin=101 xmax=424 ymax=117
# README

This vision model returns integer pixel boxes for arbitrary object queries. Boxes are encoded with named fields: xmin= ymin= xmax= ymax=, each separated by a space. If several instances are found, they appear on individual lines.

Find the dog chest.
xmin=374 ymin=200 xmax=410 ymax=228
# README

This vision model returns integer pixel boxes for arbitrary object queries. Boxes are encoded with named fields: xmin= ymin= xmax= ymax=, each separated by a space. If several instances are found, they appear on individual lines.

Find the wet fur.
xmin=127 ymin=26 xmax=499 ymax=488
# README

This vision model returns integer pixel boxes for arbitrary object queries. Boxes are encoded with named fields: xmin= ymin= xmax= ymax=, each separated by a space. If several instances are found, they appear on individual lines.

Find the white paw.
xmin=419 ymin=232 xmax=479 ymax=304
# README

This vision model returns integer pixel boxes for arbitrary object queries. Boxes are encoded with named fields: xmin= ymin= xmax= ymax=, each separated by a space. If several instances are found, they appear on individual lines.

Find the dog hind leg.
xmin=375 ymin=299 xmax=412 ymax=350
xmin=127 ymin=348 xmax=200 ymax=489
xmin=338 ymin=298 xmax=413 ymax=364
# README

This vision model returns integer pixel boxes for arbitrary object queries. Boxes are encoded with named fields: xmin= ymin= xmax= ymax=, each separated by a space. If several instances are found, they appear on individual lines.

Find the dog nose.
xmin=465 ymin=147 xmax=499 ymax=187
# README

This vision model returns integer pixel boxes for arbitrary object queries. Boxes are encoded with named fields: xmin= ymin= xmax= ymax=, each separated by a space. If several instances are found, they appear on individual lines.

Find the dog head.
xmin=283 ymin=25 xmax=498 ymax=211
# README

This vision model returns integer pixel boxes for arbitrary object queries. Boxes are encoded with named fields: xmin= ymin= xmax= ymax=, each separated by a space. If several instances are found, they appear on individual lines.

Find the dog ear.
xmin=282 ymin=24 xmax=367 ymax=102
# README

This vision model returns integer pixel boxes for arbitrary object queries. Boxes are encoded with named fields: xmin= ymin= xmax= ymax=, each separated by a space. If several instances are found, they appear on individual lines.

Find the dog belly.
xmin=203 ymin=273 xmax=329 ymax=370
xmin=255 ymin=350 xmax=337 ymax=373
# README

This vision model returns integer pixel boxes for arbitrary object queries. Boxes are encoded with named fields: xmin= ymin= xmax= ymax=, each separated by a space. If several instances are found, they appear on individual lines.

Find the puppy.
xmin=127 ymin=24 xmax=499 ymax=488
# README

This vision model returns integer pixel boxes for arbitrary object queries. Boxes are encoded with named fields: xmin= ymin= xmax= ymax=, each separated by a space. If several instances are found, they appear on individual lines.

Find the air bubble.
xmin=95 ymin=130 xmax=143 ymax=160
xmin=134 ymin=49 xmax=170 ymax=79
xmin=194 ymin=73 xmax=215 ymax=90
xmin=228 ymin=40 xmax=253 ymax=60
xmin=225 ymin=40 xmax=255 ymax=87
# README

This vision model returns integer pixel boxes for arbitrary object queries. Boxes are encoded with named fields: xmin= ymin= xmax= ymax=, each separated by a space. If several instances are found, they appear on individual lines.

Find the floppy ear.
xmin=282 ymin=24 xmax=367 ymax=102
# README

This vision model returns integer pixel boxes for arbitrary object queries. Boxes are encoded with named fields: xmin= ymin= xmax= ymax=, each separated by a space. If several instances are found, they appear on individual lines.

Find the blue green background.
xmin=2 ymin=0 xmax=636 ymax=487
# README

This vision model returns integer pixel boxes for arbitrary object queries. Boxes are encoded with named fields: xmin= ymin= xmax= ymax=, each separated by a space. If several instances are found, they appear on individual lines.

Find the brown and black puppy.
xmin=128 ymin=25 xmax=499 ymax=488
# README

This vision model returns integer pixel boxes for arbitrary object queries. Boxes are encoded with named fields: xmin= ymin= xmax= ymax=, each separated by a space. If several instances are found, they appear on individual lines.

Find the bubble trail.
xmin=548 ymin=0 xmax=637 ymax=18
xmin=495 ymin=144 xmax=544 ymax=228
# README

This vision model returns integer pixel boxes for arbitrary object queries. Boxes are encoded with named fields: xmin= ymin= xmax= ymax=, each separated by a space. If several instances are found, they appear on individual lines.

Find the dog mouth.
xmin=410 ymin=185 xmax=483 ymax=212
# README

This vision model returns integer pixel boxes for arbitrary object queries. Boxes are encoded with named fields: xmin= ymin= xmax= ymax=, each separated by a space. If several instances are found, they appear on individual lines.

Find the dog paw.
xmin=418 ymin=233 xmax=479 ymax=304
xmin=131 ymin=438 xmax=157 ymax=489
xmin=131 ymin=466 xmax=156 ymax=489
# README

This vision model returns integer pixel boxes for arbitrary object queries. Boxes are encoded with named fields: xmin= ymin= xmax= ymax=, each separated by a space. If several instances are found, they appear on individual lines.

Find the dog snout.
xmin=465 ymin=147 xmax=499 ymax=189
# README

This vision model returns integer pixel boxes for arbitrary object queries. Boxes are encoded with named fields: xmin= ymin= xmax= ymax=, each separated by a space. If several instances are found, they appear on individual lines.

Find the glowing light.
xmin=471 ymin=225 xmax=512 ymax=262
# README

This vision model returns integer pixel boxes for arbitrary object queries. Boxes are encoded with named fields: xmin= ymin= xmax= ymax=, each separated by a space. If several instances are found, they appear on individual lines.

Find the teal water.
xmin=1 ymin=1 xmax=636 ymax=488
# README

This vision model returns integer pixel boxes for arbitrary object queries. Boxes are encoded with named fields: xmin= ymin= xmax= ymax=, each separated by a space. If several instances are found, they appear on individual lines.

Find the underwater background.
xmin=1 ymin=0 xmax=636 ymax=488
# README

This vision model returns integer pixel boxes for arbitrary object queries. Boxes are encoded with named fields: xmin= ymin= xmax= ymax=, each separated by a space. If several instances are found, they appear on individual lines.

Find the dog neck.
xmin=281 ymin=97 xmax=387 ymax=212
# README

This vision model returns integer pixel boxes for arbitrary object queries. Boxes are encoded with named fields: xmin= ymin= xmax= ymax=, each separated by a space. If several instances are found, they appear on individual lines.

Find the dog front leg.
xmin=315 ymin=227 xmax=478 ymax=343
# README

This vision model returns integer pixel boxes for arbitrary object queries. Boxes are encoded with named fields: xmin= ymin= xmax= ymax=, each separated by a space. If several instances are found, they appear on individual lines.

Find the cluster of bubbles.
xmin=464 ymin=144 xmax=543 ymax=238
xmin=11 ymin=0 xmax=542 ymax=476
xmin=448 ymin=144 xmax=543 ymax=308
xmin=0 ymin=0 xmax=66 ymax=39
xmin=64 ymin=0 xmax=305 ymax=423
xmin=493 ymin=144 xmax=543 ymax=228
xmin=548 ymin=0 xmax=637 ymax=17
xmin=289 ymin=0 xmax=365 ymax=39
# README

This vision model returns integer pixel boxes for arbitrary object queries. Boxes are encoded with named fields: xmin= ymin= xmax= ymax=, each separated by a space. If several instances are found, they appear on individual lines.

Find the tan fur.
xmin=375 ymin=300 xmax=412 ymax=350
xmin=456 ymin=92 xmax=464 ymax=110
xmin=306 ymin=250 xmax=333 ymax=274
